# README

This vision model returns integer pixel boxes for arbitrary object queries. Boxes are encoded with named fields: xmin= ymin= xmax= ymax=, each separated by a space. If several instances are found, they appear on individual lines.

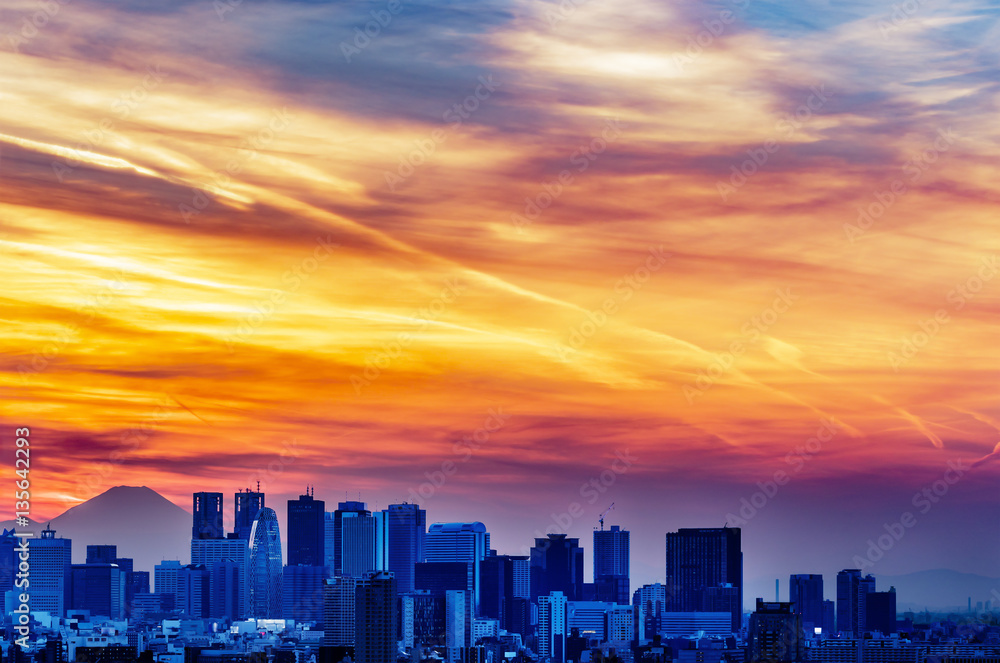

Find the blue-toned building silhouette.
xmin=235 ymin=488 xmax=265 ymax=541
xmin=790 ymin=573 xmax=825 ymax=633
xmin=665 ymin=527 xmax=742 ymax=631
xmin=249 ymin=507 xmax=283 ymax=618
xmin=385 ymin=503 xmax=425 ymax=594
xmin=331 ymin=501 xmax=385 ymax=578
xmin=28 ymin=525 xmax=72 ymax=617
xmin=288 ymin=489 xmax=324 ymax=567
xmin=594 ymin=525 xmax=630 ymax=605
xmin=355 ymin=571 xmax=397 ymax=663
xmin=836 ymin=569 xmax=875 ymax=636
xmin=192 ymin=492 xmax=224 ymax=540
xmin=70 ymin=562 xmax=125 ymax=619
xmin=530 ymin=534 xmax=584 ymax=602
xmin=426 ymin=522 xmax=489 ymax=614
xmin=283 ymin=564 xmax=328 ymax=622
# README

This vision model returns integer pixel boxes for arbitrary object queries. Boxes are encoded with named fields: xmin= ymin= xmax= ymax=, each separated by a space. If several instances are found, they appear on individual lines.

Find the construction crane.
xmin=597 ymin=503 xmax=615 ymax=531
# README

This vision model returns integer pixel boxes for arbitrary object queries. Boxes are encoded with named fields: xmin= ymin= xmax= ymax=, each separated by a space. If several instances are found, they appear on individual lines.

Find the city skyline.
xmin=3 ymin=0 xmax=999 ymax=657
xmin=4 ymin=0 xmax=999 ymax=601
xmin=9 ymin=483 xmax=1000 ymax=661
xmin=9 ymin=482 xmax=1000 ymax=610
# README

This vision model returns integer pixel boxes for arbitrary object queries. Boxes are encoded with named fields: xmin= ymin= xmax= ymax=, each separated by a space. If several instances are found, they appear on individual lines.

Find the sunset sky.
xmin=2 ymin=0 xmax=999 ymax=593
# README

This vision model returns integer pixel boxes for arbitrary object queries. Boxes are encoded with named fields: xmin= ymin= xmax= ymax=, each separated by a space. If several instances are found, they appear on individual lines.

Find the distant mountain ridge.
xmin=880 ymin=569 xmax=1000 ymax=612
xmin=0 ymin=485 xmax=191 ymax=575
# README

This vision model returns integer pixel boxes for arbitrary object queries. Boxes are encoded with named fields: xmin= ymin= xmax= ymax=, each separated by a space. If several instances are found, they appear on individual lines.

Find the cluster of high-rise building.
xmin=2 ymin=489 xmax=996 ymax=663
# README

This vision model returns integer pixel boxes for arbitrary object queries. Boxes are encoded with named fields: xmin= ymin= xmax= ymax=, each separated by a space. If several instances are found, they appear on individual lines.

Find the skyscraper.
xmin=445 ymin=589 xmax=472 ymax=663
xmin=385 ymin=503 xmax=426 ymax=594
xmin=479 ymin=555 xmax=507 ymax=622
xmin=355 ymin=571 xmax=397 ymax=663
xmin=191 ymin=539 xmax=250 ymax=619
xmin=193 ymin=492 xmax=224 ymax=540
xmin=345 ymin=512 xmax=385 ymax=577
xmin=323 ymin=576 xmax=358 ymax=646
xmin=790 ymin=574 xmax=824 ymax=633
xmin=27 ymin=525 xmax=72 ymax=617
xmin=324 ymin=512 xmax=337 ymax=571
xmin=332 ymin=502 xmax=386 ymax=578
xmin=859 ymin=573 xmax=876 ymax=632
xmin=593 ymin=525 xmax=630 ymax=605
xmin=665 ymin=527 xmax=742 ymax=631
xmin=634 ymin=583 xmax=669 ymax=639
xmin=400 ymin=590 xmax=442 ymax=649
xmin=210 ymin=559 xmax=243 ymax=621
xmin=234 ymin=488 xmax=265 ymax=541
xmin=110 ymin=555 xmax=137 ymax=615
xmin=70 ymin=562 xmax=125 ymax=619
xmin=288 ymin=490 xmax=325 ymax=567
xmin=249 ymin=506 xmax=283 ymax=618
xmin=426 ymin=522 xmax=489 ymax=613
xmin=283 ymin=564 xmax=328 ymax=622
xmin=530 ymin=534 xmax=584 ymax=602
xmin=538 ymin=591 xmax=568 ymax=663
xmin=154 ymin=560 xmax=183 ymax=606
xmin=177 ymin=564 xmax=210 ymax=618
xmin=748 ymin=600 xmax=803 ymax=663
xmin=866 ymin=588 xmax=897 ymax=635
xmin=836 ymin=569 xmax=875 ymax=636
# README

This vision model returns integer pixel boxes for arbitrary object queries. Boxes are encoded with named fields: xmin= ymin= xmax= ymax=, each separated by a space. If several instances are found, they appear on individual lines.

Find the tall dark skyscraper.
xmin=211 ymin=559 xmax=243 ymax=621
xmin=479 ymin=555 xmax=507 ymax=622
xmin=866 ymin=588 xmax=897 ymax=635
xmin=192 ymin=492 xmax=224 ymax=540
xmin=530 ymin=534 xmax=584 ymax=602
xmin=748 ymin=600 xmax=803 ymax=663
xmin=836 ymin=569 xmax=875 ymax=636
xmin=479 ymin=553 xmax=528 ymax=632
xmin=355 ymin=571 xmax=397 ymax=663
xmin=593 ymin=525 xmax=630 ymax=605
xmin=177 ymin=564 xmax=210 ymax=618
xmin=385 ymin=503 xmax=426 ymax=594
xmin=288 ymin=489 xmax=325 ymax=567
xmin=790 ymin=573 xmax=825 ymax=632
xmin=70 ymin=562 xmax=126 ymax=619
xmin=235 ymin=488 xmax=265 ymax=540
xmin=665 ymin=527 xmax=742 ymax=630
